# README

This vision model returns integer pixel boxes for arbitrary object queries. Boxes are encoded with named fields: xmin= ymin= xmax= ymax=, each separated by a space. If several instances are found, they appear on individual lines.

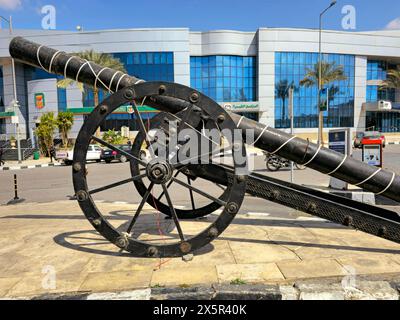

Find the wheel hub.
xmin=146 ymin=159 xmax=173 ymax=184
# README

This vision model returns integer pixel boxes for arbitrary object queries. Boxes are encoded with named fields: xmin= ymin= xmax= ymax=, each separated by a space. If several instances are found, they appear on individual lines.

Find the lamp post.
xmin=1 ymin=15 xmax=22 ymax=163
xmin=318 ymin=0 xmax=337 ymax=146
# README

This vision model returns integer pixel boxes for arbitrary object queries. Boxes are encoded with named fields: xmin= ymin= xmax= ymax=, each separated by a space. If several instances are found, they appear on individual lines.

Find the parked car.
xmin=56 ymin=144 xmax=102 ymax=165
xmin=101 ymin=145 xmax=132 ymax=163
xmin=354 ymin=131 xmax=386 ymax=149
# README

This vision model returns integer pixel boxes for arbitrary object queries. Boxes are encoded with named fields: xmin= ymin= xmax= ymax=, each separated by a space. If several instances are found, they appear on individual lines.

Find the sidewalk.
xmin=0 ymin=158 xmax=63 ymax=171
xmin=1 ymin=200 xmax=400 ymax=299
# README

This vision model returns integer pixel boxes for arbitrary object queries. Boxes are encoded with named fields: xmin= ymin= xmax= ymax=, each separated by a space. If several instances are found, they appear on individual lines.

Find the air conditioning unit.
xmin=378 ymin=100 xmax=392 ymax=110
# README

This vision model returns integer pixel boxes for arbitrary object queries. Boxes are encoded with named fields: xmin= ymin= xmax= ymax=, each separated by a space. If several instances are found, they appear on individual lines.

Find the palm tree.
xmin=300 ymin=61 xmax=347 ymax=89
xmin=57 ymin=50 xmax=126 ymax=107
xmin=275 ymin=79 xmax=296 ymax=124
xmin=57 ymin=111 xmax=74 ymax=148
xmin=380 ymin=69 xmax=400 ymax=90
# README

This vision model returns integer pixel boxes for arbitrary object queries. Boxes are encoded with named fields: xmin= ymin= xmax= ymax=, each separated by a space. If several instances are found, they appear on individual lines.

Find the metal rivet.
xmin=99 ymin=105 xmax=108 ymax=114
xmin=76 ymin=190 xmax=88 ymax=202
xmin=378 ymin=227 xmax=387 ymax=237
xmin=217 ymin=114 xmax=226 ymax=123
xmin=116 ymin=236 xmax=129 ymax=249
xmin=73 ymin=163 xmax=82 ymax=172
xmin=190 ymin=92 xmax=199 ymax=103
xmin=308 ymin=203 xmax=317 ymax=214
xmin=148 ymin=247 xmax=158 ymax=257
xmin=269 ymin=190 xmax=280 ymax=200
xmin=343 ymin=216 xmax=353 ymax=227
xmin=124 ymin=89 xmax=135 ymax=100
xmin=208 ymin=228 xmax=219 ymax=238
xmin=159 ymin=85 xmax=166 ymax=95
xmin=92 ymin=219 xmax=102 ymax=227
xmin=227 ymin=202 xmax=239 ymax=215
xmin=180 ymin=242 xmax=192 ymax=254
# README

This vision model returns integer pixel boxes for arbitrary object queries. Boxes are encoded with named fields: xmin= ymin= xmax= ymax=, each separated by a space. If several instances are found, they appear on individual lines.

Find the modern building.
xmin=0 ymin=27 xmax=399 ymax=141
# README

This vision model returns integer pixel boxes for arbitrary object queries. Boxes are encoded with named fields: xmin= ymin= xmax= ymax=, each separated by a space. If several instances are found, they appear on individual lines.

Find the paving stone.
xmin=87 ymin=289 xmax=151 ymax=300
xmin=79 ymin=269 xmax=153 ymax=293
xmin=151 ymin=286 xmax=214 ymax=300
xmin=6 ymin=273 xmax=86 ymax=298
xmin=296 ymin=281 xmax=345 ymax=300
xmin=0 ymin=278 xmax=22 ymax=297
xmin=151 ymin=266 xmax=218 ymax=287
xmin=277 ymin=258 xmax=346 ymax=280
xmin=279 ymin=284 xmax=299 ymax=300
xmin=344 ymin=280 xmax=399 ymax=300
xmin=338 ymin=256 xmax=400 ymax=276
xmin=212 ymin=284 xmax=281 ymax=300
xmin=216 ymin=263 xmax=284 ymax=284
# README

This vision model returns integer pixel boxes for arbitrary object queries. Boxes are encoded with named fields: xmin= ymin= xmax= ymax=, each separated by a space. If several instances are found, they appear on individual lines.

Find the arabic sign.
xmin=222 ymin=102 xmax=260 ymax=112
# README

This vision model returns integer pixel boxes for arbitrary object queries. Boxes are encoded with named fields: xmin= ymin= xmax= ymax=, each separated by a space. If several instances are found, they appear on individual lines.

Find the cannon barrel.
xmin=9 ymin=37 xmax=400 ymax=202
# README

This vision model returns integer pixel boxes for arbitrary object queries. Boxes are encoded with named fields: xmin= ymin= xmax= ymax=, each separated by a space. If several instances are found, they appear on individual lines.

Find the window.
xmin=366 ymin=112 xmax=400 ymax=133
xmin=92 ymin=52 xmax=174 ymax=128
xmin=366 ymin=60 xmax=397 ymax=103
xmin=190 ymin=56 xmax=257 ymax=102
xmin=366 ymin=85 xmax=396 ymax=103
xmin=275 ymin=52 xmax=355 ymax=129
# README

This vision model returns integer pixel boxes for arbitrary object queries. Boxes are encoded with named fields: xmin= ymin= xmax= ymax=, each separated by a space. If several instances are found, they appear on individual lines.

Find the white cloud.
xmin=0 ymin=0 xmax=21 ymax=10
xmin=386 ymin=17 xmax=400 ymax=30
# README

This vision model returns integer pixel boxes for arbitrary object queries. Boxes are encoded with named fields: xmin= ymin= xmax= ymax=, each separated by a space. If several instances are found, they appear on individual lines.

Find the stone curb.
xmin=7 ymin=276 xmax=400 ymax=300
xmin=0 ymin=163 xmax=63 ymax=172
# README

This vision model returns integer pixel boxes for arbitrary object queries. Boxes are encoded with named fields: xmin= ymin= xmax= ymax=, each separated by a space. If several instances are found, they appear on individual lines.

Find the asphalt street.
xmin=0 ymin=145 xmax=399 ymax=218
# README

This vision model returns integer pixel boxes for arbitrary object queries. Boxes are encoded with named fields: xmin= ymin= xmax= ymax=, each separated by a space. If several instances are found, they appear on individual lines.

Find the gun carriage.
xmin=9 ymin=37 xmax=400 ymax=258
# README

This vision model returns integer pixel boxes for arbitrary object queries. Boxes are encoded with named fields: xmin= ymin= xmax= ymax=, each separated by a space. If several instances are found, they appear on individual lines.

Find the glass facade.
xmin=82 ymin=52 xmax=174 ymax=108
xmin=366 ymin=112 xmax=400 ymax=133
xmin=366 ymin=60 xmax=396 ymax=103
xmin=24 ymin=66 xmax=67 ymax=112
xmin=275 ymin=52 xmax=355 ymax=129
xmin=190 ymin=56 xmax=257 ymax=102
xmin=93 ymin=52 xmax=174 ymax=131
xmin=366 ymin=85 xmax=395 ymax=102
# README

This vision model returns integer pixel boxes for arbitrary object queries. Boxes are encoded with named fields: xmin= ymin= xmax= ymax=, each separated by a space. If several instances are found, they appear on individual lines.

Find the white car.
xmin=56 ymin=144 xmax=103 ymax=165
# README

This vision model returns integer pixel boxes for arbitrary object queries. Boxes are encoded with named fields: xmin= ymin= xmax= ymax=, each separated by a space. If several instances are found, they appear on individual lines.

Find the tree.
xmin=380 ymin=69 xmax=400 ymax=90
xmin=102 ymin=129 xmax=124 ymax=145
xmin=300 ymin=61 xmax=347 ymax=89
xmin=36 ymin=112 xmax=57 ymax=156
xmin=275 ymin=80 xmax=296 ymax=124
xmin=57 ymin=111 xmax=74 ymax=148
xmin=57 ymin=50 xmax=126 ymax=107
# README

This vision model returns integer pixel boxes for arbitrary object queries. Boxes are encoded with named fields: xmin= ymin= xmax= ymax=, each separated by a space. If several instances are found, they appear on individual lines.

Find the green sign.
xmin=222 ymin=102 xmax=260 ymax=111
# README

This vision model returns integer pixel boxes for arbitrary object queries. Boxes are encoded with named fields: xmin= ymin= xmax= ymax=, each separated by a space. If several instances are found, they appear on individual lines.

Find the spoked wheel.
xmin=131 ymin=112 xmax=233 ymax=220
xmin=266 ymin=157 xmax=281 ymax=172
xmin=72 ymin=82 xmax=248 ymax=257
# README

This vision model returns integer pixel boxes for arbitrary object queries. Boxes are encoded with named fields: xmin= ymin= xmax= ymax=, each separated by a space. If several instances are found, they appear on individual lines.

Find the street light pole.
xmin=318 ymin=0 xmax=337 ymax=146
xmin=1 ymin=15 xmax=22 ymax=163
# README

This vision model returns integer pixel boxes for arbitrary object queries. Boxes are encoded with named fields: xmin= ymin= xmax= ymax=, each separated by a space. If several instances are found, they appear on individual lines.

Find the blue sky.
xmin=0 ymin=0 xmax=399 ymax=32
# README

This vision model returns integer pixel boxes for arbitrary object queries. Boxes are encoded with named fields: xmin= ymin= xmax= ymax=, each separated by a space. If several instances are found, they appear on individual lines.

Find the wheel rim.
xmin=72 ymin=82 xmax=247 ymax=257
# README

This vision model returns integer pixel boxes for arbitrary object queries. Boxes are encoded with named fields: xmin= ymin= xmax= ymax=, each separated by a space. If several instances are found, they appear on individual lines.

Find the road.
xmin=0 ymin=145 xmax=399 ymax=216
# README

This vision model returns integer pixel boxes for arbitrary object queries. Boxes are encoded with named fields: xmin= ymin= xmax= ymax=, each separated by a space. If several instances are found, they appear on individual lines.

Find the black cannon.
xmin=9 ymin=37 xmax=400 ymax=258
